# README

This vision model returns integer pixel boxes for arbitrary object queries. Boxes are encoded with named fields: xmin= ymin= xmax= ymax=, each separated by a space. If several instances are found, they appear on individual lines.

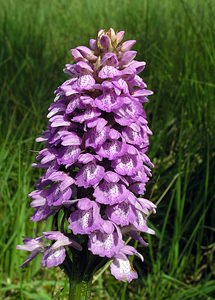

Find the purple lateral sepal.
xmin=16 ymin=237 xmax=44 ymax=268
xmin=18 ymin=28 xmax=156 ymax=283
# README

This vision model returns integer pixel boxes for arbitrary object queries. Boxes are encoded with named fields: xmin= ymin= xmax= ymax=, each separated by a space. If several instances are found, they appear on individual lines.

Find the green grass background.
xmin=0 ymin=0 xmax=214 ymax=299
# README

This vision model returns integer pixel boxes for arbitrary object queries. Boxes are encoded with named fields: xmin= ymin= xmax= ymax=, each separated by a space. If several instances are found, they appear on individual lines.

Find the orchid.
xmin=17 ymin=28 xmax=156 ymax=299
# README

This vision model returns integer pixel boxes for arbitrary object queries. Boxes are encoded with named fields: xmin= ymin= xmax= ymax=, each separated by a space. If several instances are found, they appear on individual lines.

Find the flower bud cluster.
xmin=17 ymin=29 xmax=156 ymax=282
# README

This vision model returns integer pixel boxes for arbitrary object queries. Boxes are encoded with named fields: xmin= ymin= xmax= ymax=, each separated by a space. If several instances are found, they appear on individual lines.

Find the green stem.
xmin=69 ymin=277 xmax=92 ymax=300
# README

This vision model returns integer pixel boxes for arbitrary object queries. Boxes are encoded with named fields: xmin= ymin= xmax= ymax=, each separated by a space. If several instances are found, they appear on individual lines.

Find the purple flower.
xmin=18 ymin=28 xmax=156 ymax=283
xmin=114 ymin=100 xmax=143 ymax=126
xmin=112 ymin=146 xmax=142 ymax=176
xmin=101 ymin=53 xmax=119 ymax=67
xmin=88 ymin=221 xmax=124 ymax=258
xmin=122 ymin=122 xmax=152 ymax=147
xmin=110 ymin=245 xmax=143 ymax=282
xmin=41 ymin=231 xmax=82 ymax=268
xmin=75 ymin=162 xmax=105 ymax=188
xmin=17 ymin=231 xmax=82 ymax=269
xmin=93 ymin=180 xmax=129 ymax=205
xmin=68 ymin=198 xmax=103 ymax=234
xmin=98 ymin=66 xmax=121 ymax=79
xmin=85 ymin=119 xmax=110 ymax=149
xmin=97 ymin=140 xmax=127 ymax=160
xmin=30 ymin=171 xmax=74 ymax=208
xmin=94 ymin=91 xmax=122 ymax=112
xmin=106 ymin=201 xmax=136 ymax=226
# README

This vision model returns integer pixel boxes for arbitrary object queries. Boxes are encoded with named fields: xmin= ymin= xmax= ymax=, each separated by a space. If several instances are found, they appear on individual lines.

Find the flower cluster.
xmin=17 ymin=29 xmax=156 ymax=282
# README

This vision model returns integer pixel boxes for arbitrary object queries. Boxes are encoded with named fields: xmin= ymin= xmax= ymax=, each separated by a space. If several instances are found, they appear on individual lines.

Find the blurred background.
xmin=0 ymin=0 xmax=214 ymax=299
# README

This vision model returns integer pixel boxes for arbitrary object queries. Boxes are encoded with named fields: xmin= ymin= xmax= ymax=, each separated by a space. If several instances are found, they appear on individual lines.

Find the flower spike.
xmin=17 ymin=28 xmax=156 ymax=283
